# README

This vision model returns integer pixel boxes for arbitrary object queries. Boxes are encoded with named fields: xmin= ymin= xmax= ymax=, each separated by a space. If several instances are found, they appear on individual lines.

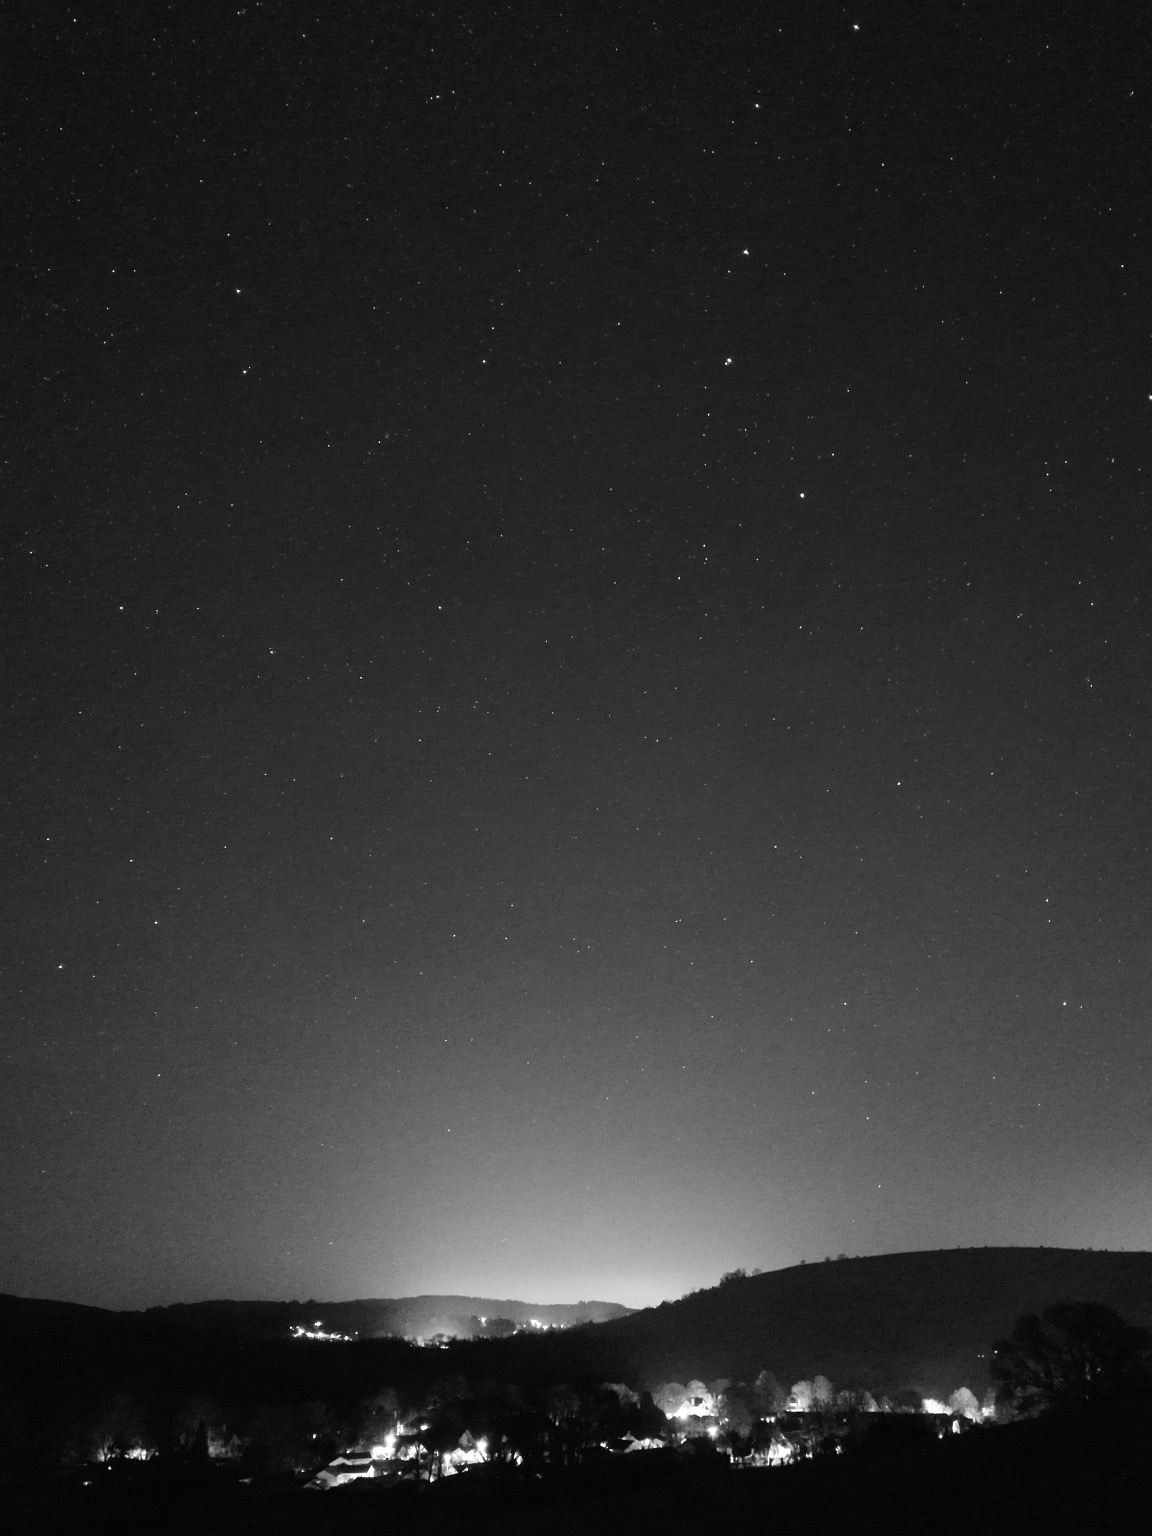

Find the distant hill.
xmin=0 ymin=1293 xmax=113 ymax=1328
xmin=0 ymin=1290 xmax=634 ymax=1406
xmin=5 ymin=1249 xmax=1149 ymax=1406
xmin=537 ymin=1247 xmax=1152 ymax=1398
xmin=143 ymin=1294 xmax=633 ymax=1342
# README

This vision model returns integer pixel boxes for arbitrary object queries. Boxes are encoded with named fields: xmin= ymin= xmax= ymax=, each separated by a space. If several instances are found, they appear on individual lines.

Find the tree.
xmin=991 ymin=1302 xmax=1151 ymax=1417
xmin=634 ymin=1392 xmax=668 ymax=1440
xmin=240 ymin=1399 xmax=338 ymax=1477
xmin=419 ymin=1407 xmax=467 ymax=1481
xmin=189 ymin=1420 xmax=210 ymax=1469
xmin=753 ymin=1370 xmax=789 ymax=1415
xmin=859 ymin=1412 xmax=936 ymax=1457
xmin=360 ymin=1386 xmax=401 ymax=1446
xmin=546 ymin=1383 xmax=600 ymax=1463
xmin=81 ymin=1394 xmax=150 ymax=1463
xmin=654 ymin=1382 xmax=687 ymax=1417
xmin=716 ymin=1382 xmax=755 ymax=1436
xmin=172 ymin=1394 xmax=226 ymax=1457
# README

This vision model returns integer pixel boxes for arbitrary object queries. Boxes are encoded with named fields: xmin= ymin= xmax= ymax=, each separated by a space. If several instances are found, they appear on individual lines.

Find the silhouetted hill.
xmin=537 ymin=1247 xmax=1152 ymax=1397
xmin=5 ymin=1249 xmax=1149 ymax=1409
xmin=0 ymin=1291 xmax=183 ymax=1360
xmin=0 ymin=1289 xmax=638 ymax=1434
xmin=0 ymin=1292 xmax=244 ymax=1401
xmin=143 ymin=1294 xmax=632 ymax=1341
xmin=0 ymin=1293 xmax=114 ymax=1329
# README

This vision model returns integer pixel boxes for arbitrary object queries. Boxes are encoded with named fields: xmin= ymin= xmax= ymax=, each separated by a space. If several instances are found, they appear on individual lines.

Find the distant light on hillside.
xmin=290 ymin=1323 xmax=354 ymax=1342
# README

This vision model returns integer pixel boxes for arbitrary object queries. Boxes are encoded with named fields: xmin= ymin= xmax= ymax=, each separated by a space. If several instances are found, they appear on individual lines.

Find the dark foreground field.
xmin=8 ymin=1406 xmax=1150 ymax=1536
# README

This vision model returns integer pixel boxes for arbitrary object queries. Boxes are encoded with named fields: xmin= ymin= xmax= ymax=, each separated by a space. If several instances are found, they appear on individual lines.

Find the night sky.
xmin=4 ymin=2 xmax=1150 ymax=1312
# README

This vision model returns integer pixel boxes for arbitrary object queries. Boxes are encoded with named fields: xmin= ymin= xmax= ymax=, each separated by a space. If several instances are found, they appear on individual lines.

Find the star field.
xmin=2 ymin=2 xmax=1150 ymax=1309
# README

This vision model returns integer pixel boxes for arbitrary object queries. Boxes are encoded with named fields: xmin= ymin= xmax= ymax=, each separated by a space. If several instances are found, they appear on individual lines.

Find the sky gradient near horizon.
xmin=4 ymin=1 xmax=1150 ymax=1311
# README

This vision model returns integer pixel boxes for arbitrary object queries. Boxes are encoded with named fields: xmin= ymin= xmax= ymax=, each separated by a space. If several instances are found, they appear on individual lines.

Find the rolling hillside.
xmin=4 ymin=1249 xmax=1149 ymax=1406
xmin=143 ymin=1294 xmax=633 ymax=1342
xmin=544 ymin=1247 xmax=1152 ymax=1398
